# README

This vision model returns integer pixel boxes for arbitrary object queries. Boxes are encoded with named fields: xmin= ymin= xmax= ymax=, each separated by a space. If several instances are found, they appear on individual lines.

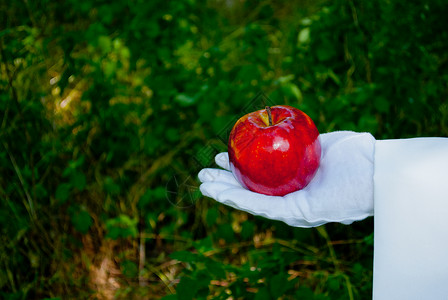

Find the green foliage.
xmin=0 ymin=0 xmax=446 ymax=298
xmin=105 ymin=215 xmax=138 ymax=239
xmin=69 ymin=205 xmax=92 ymax=234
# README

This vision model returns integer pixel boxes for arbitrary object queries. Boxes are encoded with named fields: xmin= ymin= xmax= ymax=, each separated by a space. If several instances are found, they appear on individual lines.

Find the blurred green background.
xmin=1 ymin=0 xmax=447 ymax=299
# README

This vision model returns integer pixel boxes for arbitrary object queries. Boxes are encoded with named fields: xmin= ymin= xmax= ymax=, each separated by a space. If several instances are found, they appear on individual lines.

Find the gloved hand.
xmin=198 ymin=131 xmax=375 ymax=228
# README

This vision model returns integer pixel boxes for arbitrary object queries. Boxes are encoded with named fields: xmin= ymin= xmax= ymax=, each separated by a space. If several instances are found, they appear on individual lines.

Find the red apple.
xmin=228 ymin=105 xmax=321 ymax=196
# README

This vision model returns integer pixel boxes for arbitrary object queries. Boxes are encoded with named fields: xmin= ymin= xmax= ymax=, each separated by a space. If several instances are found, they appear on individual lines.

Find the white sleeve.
xmin=373 ymin=138 xmax=448 ymax=299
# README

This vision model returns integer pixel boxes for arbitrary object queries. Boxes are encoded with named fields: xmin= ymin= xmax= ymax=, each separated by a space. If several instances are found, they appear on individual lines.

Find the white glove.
xmin=198 ymin=131 xmax=375 ymax=228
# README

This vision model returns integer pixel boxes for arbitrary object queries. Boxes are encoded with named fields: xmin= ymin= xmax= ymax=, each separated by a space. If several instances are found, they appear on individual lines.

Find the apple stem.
xmin=265 ymin=106 xmax=273 ymax=126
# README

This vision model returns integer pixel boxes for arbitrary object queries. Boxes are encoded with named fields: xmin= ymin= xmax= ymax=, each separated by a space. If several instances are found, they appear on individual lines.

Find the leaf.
xmin=176 ymin=277 xmax=199 ymax=300
xmin=55 ymin=183 xmax=71 ymax=203
xmin=269 ymin=273 xmax=289 ymax=298
xmin=103 ymin=60 xmax=116 ymax=78
xmin=175 ymin=94 xmax=196 ymax=106
xmin=295 ymin=286 xmax=315 ymax=298
xmin=363 ymin=233 xmax=374 ymax=246
xmin=275 ymin=74 xmax=295 ymax=85
xmin=216 ymin=223 xmax=235 ymax=243
xmin=121 ymin=260 xmax=138 ymax=278
xmin=70 ymin=171 xmax=86 ymax=191
xmin=206 ymin=259 xmax=226 ymax=279
xmin=103 ymin=176 xmax=120 ymax=195
xmin=254 ymin=287 xmax=270 ymax=300
xmin=327 ymin=276 xmax=340 ymax=291
xmin=327 ymin=69 xmax=341 ymax=85
xmin=138 ymin=189 xmax=152 ymax=209
xmin=33 ymin=183 xmax=48 ymax=199
xmin=152 ymin=186 xmax=167 ymax=199
xmin=63 ymin=156 xmax=85 ymax=177
xmin=71 ymin=209 xmax=92 ymax=234
xmin=282 ymin=83 xmax=303 ymax=101
xmin=193 ymin=236 xmax=214 ymax=253
xmin=169 ymin=251 xmax=202 ymax=263
xmin=298 ymin=27 xmax=310 ymax=45
xmin=105 ymin=215 xmax=138 ymax=239
xmin=98 ymin=35 xmax=112 ymax=54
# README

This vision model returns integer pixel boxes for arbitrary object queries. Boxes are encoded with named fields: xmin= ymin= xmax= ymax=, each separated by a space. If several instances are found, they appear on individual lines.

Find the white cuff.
xmin=373 ymin=137 xmax=448 ymax=299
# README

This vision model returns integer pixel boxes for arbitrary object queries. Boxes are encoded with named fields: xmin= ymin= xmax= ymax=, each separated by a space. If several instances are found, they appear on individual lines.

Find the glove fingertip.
xmin=199 ymin=182 xmax=215 ymax=198
xmin=197 ymin=169 xmax=207 ymax=182
xmin=215 ymin=152 xmax=230 ymax=170
xmin=198 ymin=168 xmax=220 ymax=183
